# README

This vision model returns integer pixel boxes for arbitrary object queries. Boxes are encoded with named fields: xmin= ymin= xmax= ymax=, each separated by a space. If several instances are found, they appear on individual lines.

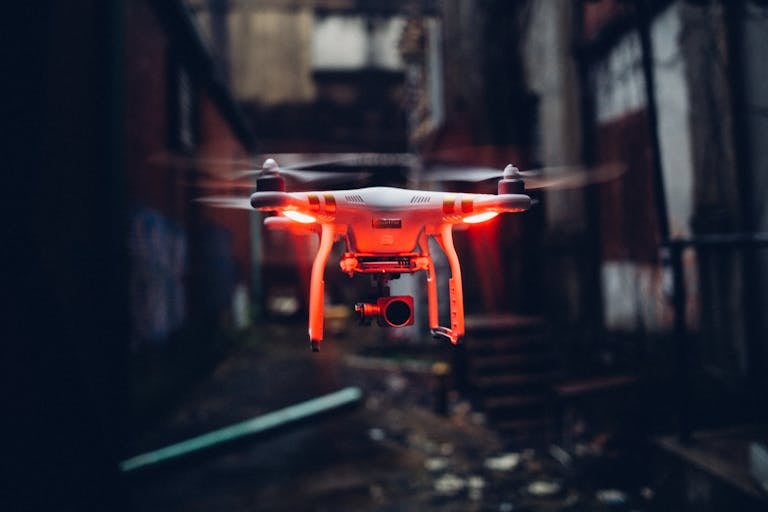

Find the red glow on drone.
xmin=462 ymin=211 xmax=499 ymax=224
xmin=284 ymin=210 xmax=317 ymax=224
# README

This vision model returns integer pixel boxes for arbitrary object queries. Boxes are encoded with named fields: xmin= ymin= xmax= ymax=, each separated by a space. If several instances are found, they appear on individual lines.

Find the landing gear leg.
xmin=308 ymin=223 xmax=335 ymax=351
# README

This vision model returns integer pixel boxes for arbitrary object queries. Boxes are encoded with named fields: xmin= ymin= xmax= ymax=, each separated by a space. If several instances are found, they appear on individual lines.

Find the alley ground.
xmin=124 ymin=322 xmax=765 ymax=511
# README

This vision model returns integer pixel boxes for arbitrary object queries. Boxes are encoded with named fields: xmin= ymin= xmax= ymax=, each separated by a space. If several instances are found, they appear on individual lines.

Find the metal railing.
xmin=663 ymin=233 xmax=768 ymax=443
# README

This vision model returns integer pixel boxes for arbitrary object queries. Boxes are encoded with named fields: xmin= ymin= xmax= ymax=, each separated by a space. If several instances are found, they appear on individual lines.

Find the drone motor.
xmin=255 ymin=159 xmax=286 ymax=192
xmin=497 ymin=164 xmax=526 ymax=194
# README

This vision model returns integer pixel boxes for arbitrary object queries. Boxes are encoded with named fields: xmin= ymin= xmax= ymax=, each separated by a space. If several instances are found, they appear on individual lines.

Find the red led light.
xmin=284 ymin=210 xmax=317 ymax=223
xmin=462 ymin=211 xmax=499 ymax=224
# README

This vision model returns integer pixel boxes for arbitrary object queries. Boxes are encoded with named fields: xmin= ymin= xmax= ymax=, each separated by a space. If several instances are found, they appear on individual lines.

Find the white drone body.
xmin=249 ymin=161 xmax=531 ymax=351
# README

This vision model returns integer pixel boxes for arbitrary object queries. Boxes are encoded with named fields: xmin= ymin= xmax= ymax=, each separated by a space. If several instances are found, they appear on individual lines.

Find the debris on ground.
xmin=125 ymin=324 xmax=693 ymax=511
xmin=484 ymin=453 xmax=521 ymax=472
xmin=595 ymin=488 xmax=627 ymax=506
xmin=526 ymin=480 xmax=561 ymax=497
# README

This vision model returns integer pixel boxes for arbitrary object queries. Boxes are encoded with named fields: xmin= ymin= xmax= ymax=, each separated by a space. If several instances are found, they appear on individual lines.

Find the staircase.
xmin=460 ymin=314 xmax=560 ymax=447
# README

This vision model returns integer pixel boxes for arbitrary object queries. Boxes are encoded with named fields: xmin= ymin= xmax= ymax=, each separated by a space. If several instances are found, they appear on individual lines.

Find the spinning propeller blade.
xmin=149 ymin=151 xmax=411 ymax=183
xmin=230 ymin=166 xmax=363 ymax=183
xmin=246 ymin=152 xmax=416 ymax=169
xmin=149 ymin=152 xmax=390 ymax=192
xmin=423 ymin=162 xmax=626 ymax=190
xmin=194 ymin=196 xmax=253 ymax=210
xmin=186 ymin=180 xmax=261 ymax=191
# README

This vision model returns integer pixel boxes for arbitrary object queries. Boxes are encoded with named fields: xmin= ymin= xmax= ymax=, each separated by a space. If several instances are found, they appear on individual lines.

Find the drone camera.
xmin=354 ymin=295 xmax=414 ymax=328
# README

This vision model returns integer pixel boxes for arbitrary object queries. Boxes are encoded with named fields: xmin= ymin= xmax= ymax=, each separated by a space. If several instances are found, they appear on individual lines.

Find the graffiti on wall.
xmin=129 ymin=207 xmax=188 ymax=348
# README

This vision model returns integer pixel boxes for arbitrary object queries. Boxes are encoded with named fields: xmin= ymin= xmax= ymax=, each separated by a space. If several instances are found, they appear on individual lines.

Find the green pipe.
xmin=120 ymin=386 xmax=363 ymax=472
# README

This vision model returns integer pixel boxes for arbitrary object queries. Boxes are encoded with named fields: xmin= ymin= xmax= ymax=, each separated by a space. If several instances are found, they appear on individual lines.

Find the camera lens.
xmin=384 ymin=299 xmax=412 ymax=326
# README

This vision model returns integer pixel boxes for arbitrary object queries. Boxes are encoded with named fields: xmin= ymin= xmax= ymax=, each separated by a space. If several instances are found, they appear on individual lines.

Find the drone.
xmin=196 ymin=154 xmax=623 ymax=351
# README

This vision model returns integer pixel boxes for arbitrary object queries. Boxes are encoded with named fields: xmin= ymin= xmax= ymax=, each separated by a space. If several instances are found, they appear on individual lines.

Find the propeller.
xmin=230 ymin=158 xmax=366 ymax=183
xmin=423 ymin=161 xmax=626 ymax=190
xmin=149 ymin=151 xmax=412 ymax=183
xmin=194 ymin=196 xmax=253 ymax=210
xmin=244 ymin=152 xmax=416 ymax=169
xmin=192 ymin=157 xmax=373 ymax=210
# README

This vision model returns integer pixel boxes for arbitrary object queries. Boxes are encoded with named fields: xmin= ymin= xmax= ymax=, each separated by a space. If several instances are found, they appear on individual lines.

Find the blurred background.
xmin=4 ymin=0 xmax=768 ymax=511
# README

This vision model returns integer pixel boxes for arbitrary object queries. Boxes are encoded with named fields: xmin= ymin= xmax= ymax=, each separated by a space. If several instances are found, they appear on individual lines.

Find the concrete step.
xmin=464 ymin=335 xmax=552 ymax=355
xmin=493 ymin=417 xmax=553 ymax=435
xmin=462 ymin=314 xmax=559 ymax=446
xmin=483 ymin=393 xmax=551 ymax=410
xmin=470 ymin=352 xmax=558 ymax=374
xmin=464 ymin=314 xmax=545 ymax=336
xmin=473 ymin=371 xmax=561 ymax=390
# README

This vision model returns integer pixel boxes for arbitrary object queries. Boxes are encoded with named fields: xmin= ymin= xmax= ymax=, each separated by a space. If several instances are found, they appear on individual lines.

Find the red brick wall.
xmin=124 ymin=0 xmax=179 ymax=218
xmin=123 ymin=1 xmax=252 ymax=344
xmin=597 ymin=110 xmax=661 ymax=262
xmin=197 ymin=96 xmax=252 ymax=284
xmin=583 ymin=0 xmax=633 ymax=40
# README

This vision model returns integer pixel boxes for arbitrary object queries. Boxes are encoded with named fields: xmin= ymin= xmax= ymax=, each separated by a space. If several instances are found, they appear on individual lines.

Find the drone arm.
xmin=250 ymin=191 xmax=304 ymax=211
xmin=473 ymin=194 xmax=531 ymax=213
xmin=308 ymin=223 xmax=335 ymax=351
